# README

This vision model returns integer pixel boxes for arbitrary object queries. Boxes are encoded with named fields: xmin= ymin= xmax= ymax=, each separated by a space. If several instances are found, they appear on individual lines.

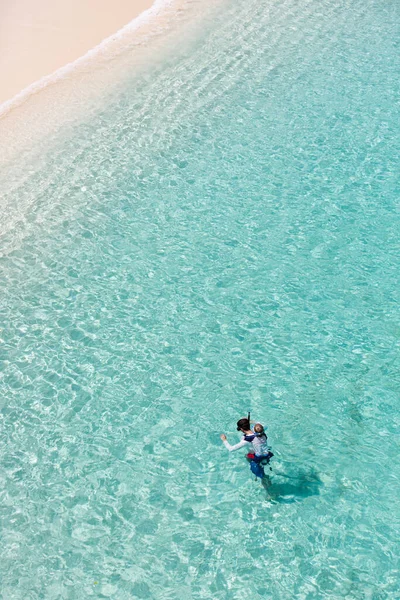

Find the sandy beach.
xmin=0 ymin=0 xmax=154 ymax=105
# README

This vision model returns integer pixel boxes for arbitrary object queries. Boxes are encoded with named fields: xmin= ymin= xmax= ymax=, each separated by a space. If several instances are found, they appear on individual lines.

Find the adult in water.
xmin=220 ymin=417 xmax=273 ymax=479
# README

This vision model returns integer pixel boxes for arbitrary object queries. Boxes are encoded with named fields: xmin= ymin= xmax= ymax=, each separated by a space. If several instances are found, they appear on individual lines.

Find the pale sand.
xmin=0 ymin=0 xmax=154 ymax=105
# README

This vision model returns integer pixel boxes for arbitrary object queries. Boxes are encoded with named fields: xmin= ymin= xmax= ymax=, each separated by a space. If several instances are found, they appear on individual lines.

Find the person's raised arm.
xmin=220 ymin=434 xmax=249 ymax=452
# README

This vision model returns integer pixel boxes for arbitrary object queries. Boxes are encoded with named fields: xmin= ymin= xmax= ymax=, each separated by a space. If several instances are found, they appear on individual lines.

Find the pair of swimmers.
xmin=220 ymin=417 xmax=273 ymax=479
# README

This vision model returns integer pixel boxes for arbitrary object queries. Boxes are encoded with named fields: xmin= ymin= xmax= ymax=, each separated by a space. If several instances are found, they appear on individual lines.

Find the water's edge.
xmin=0 ymin=0 xmax=188 ymax=118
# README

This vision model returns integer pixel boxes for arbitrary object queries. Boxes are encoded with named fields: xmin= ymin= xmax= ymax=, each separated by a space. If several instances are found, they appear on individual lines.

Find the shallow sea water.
xmin=1 ymin=0 xmax=399 ymax=598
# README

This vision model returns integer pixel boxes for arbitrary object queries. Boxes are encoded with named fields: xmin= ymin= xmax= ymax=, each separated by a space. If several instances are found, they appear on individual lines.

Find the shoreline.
xmin=0 ymin=0 xmax=189 ymax=160
xmin=0 ymin=0 xmax=225 ymax=186
xmin=0 ymin=0 xmax=220 ymax=123
xmin=0 ymin=0 xmax=155 ymax=108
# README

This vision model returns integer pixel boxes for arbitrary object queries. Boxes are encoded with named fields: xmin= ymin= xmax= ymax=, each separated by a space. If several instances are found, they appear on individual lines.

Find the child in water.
xmin=220 ymin=417 xmax=273 ymax=480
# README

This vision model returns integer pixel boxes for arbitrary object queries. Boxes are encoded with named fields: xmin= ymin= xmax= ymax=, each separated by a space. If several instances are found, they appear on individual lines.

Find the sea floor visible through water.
xmin=0 ymin=0 xmax=399 ymax=598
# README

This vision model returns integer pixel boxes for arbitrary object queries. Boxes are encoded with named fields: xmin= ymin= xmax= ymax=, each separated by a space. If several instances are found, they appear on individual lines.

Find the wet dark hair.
xmin=237 ymin=418 xmax=250 ymax=431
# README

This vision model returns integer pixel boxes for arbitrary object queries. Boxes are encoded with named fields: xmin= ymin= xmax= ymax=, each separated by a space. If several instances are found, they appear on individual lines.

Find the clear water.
xmin=1 ymin=0 xmax=399 ymax=598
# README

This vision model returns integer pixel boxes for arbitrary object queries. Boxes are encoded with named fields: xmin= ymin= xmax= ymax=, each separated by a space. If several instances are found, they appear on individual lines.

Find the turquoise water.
xmin=1 ymin=0 xmax=400 ymax=597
